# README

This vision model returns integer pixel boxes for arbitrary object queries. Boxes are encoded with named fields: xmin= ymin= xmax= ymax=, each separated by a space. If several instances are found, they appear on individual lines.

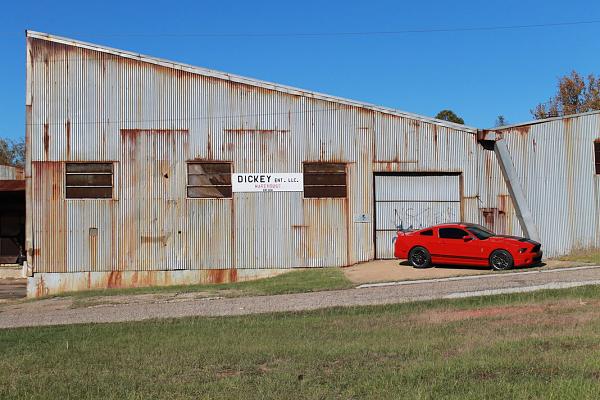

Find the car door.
xmin=438 ymin=227 xmax=484 ymax=266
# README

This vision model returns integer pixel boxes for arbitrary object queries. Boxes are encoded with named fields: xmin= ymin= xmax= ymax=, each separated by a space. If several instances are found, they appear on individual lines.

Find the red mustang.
xmin=394 ymin=223 xmax=542 ymax=270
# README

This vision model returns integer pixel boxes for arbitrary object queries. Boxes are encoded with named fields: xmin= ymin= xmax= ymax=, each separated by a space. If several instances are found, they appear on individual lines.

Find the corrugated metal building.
xmin=0 ymin=165 xmax=24 ymax=180
xmin=24 ymin=31 xmax=600 ymax=296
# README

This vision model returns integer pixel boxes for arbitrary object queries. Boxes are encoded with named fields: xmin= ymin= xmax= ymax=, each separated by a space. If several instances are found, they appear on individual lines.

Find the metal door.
xmin=374 ymin=174 xmax=461 ymax=259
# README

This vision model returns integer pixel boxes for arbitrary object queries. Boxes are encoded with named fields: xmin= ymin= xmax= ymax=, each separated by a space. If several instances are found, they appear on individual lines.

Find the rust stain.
xmin=223 ymin=129 xmax=290 ymax=134
xmin=43 ymin=123 xmax=49 ymax=158
xmin=206 ymin=269 xmax=238 ymax=284
xmin=514 ymin=126 xmax=531 ymax=135
xmin=207 ymin=132 xmax=212 ymax=160
xmin=141 ymin=234 xmax=170 ymax=246
xmin=481 ymin=208 xmax=496 ymax=227
xmin=107 ymin=271 xmax=123 ymax=288
xmin=35 ymin=276 xmax=49 ymax=298
xmin=89 ymin=229 xmax=97 ymax=271
xmin=65 ymin=119 xmax=71 ymax=159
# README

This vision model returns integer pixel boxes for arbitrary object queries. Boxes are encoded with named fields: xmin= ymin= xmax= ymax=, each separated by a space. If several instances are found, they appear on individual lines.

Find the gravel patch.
xmin=1 ymin=265 xmax=600 ymax=329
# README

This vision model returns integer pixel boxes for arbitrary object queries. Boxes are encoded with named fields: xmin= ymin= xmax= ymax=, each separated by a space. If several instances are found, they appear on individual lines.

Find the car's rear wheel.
xmin=408 ymin=246 xmax=432 ymax=269
xmin=489 ymin=249 xmax=514 ymax=271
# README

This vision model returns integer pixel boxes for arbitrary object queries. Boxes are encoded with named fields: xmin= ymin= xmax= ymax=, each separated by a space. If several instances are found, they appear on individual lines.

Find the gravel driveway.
xmin=1 ymin=265 xmax=599 ymax=329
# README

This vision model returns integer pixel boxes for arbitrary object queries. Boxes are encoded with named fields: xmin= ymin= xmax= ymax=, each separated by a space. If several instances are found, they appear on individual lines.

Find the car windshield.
xmin=466 ymin=226 xmax=495 ymax=240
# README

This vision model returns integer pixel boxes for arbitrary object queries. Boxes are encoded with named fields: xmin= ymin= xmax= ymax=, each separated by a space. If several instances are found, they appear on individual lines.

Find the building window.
xmin=65 ymin=163 xmax=113 ymax=199
xmin=187 ymin=162 xmax=232 ymax=198
xmin=595 ymin=141 xmax=600 ymax=175
xmin=303 ymin=162 xmax=347 ymax=198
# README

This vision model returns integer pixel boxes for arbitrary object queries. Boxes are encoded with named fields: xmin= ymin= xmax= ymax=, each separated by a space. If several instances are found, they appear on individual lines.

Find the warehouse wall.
xmin=26 ymin=35 xmax=481 ymax=275
xmin=480 ymin=112 xmax=600 ymax=257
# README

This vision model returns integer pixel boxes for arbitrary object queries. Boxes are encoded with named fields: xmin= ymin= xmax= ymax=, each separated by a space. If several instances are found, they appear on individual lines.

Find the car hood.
xmin=488 ymin=235 xmax=540 ymax=246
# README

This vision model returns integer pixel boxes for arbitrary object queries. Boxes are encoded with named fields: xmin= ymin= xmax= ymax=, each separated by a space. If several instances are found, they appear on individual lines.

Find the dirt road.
xmin=1 ymin=265 xmax=599 ymax=329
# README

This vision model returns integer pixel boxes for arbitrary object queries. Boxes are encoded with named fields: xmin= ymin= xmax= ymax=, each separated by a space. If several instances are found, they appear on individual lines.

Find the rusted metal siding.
xmin=481 ymin=112 xmax=600 ymax=257
xmin=0 ymin=166 xmax=24 ymax=180
xmin=27 ymin=32 xmax=481 ymax=276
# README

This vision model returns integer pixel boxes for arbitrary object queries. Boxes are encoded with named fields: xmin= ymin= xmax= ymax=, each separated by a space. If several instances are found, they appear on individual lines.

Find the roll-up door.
xmin=374 ymin=174 xmax=461 ymax=259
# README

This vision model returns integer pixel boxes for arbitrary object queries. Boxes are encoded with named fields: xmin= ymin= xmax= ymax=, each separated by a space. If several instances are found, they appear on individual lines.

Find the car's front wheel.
xmin=489 ymin=249 xmax=514 ymax=271
xmin=408 ymin=246 xmax=432 ymax=269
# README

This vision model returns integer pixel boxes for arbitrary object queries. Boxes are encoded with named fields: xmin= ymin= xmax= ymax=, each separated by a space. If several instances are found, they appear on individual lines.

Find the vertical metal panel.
xmin=374 ymin=175 xmax=461 ymax=258
xmin=303 ymin=198 xmax=348 ymax=267
xmin=32 ymin=162 xmax=66 ymax=272
xmin=66 ymin=200 xmax=116 ymax=271
xmin=120 ymin=130 xmax=189 ymax=270
xmin=235 ymin=192 xmax=304 ymax=269
xmin=186 ymin=199 xmax=233 ymax=268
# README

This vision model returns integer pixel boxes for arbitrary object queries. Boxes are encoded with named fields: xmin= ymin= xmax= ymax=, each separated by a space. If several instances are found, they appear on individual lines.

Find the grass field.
xmin=560 ymin=248 xmax=600 ymax=265
xmin=2 ymin=286 xmax=600 ymax=399
xmin=56 ymin=267 xmax=354 ymax=300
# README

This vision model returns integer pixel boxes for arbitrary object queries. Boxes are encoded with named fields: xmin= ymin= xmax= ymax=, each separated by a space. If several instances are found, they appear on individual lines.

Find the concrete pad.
xmin=0 ymin=265 xmax=23 ymax=279
xmin=343 ymin=259 xmax=590 ymax=285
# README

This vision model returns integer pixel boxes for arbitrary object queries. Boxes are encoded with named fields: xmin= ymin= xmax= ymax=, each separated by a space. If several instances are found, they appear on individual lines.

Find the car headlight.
xmin=519 ymin=248 xmax=527 ymax=254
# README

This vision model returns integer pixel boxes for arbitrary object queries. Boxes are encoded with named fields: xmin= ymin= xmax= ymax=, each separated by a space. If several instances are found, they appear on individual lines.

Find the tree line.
xmin=435 ymin=70 xmax=600 ymax=126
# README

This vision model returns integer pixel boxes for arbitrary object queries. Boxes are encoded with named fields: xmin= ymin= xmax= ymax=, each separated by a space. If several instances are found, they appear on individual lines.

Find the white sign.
xmin=232 ymin=173 xmax=303 ymax=193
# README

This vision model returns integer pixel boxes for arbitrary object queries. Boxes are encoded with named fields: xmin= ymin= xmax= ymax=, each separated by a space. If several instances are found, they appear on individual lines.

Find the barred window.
xmin=187 ymin=162 xmax=232 ymax=198
xmin=595 ymin=141 xmax=600 ymax=175
xmin=303 ymin=162 xmax=347 ymax=198
xmin=65 ymin=163 xmax=113 ymax=199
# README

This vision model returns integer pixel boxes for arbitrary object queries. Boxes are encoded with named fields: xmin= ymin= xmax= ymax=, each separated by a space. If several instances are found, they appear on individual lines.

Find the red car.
xmin=394 ymin=223 xmax=542 ymax=271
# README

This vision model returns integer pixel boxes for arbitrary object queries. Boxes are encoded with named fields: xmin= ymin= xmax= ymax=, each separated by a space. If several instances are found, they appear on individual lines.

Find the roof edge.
xmin=26 ymin=30 xmax=478 ymax=133
xmin=484 ymin=110 xmax=600 ymax=131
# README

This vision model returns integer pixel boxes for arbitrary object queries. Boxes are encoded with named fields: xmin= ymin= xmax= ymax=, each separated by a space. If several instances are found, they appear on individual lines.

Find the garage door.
xmin=374 ymin=174 xmax=461 ymax=259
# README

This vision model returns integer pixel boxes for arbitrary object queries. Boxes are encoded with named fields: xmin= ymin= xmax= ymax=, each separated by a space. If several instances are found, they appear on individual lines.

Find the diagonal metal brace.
xmin=494 ymin=139 xmax=541 ymax=242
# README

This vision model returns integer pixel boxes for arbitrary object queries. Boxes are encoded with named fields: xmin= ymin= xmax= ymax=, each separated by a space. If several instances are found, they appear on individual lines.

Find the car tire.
xmin=408 ymin=246 xmax=432 ymax=269
xmin=489 ymin=249 xmax=514 ymax=271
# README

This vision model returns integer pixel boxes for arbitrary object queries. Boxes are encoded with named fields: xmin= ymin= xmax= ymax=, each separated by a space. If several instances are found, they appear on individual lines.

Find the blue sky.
xmin=1 ymin=0 xmax=599 ymax=140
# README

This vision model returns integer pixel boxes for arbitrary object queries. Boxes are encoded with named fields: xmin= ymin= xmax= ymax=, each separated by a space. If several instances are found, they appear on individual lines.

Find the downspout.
xmin=478 ymin=131 xmax=541 ymax=242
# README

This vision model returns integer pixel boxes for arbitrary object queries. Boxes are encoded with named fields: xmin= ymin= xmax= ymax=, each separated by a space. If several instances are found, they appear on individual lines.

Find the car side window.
xmin=439 ymin=228 xmax=469 ymax=239
xmin=420 ymin=230 xmax=433 ymax=236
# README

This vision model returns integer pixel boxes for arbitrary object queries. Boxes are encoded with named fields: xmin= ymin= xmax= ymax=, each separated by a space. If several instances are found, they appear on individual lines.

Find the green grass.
xmin=59 ymin=267 xmax=354 ymax=300
xmin=559 ymin=248 xmax=600 ymax=264
xmin=2 ymin=286 xmax=600 ymax=399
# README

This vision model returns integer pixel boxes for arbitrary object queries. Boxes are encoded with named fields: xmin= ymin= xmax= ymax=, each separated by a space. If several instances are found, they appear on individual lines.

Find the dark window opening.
xmin=65 ymin=163 xmax=113 ymax=199
xmin=420 ymin=230 xmax=433 ymax=236
xmin=439 ymin=228 xmax=469 ymax=239
xmin=303 ymin=162 xmax=347 ymax=198
xmin=595 ymin=141 xmax=600 ymax=175
xmin=187 ymin=162 xmax=232 ymax=198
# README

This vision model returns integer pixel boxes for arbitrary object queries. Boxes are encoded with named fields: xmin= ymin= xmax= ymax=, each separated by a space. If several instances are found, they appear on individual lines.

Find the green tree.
xmin=435 ymin=109 xmax=464 ymax=124
xmin=0 ymin=137 xmax=25 ymax=167
xmin=532 ymin=70 xmax=600 ymax=119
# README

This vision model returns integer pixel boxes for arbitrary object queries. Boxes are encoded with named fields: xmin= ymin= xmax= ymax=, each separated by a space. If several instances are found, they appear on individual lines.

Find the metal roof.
xmin=485 ymin=110 xmax=600 ymax=131
xmin=26 ymin=30 xmax=478 ymax=133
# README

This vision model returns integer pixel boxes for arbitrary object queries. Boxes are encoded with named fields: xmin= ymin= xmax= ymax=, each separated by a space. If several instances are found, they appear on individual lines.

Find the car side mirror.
xmin=463 ymin=236 xmax=473 ymax=242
